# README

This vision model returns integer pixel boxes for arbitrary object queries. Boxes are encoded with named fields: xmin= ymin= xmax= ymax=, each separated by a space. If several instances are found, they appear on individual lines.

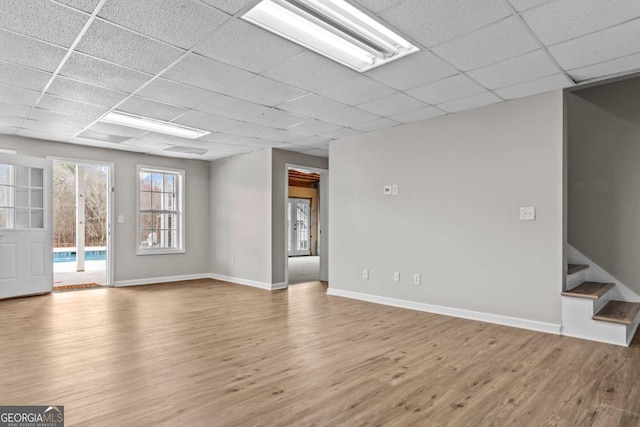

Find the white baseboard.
xmin=114 ymin=273 xmax=211 ymax=287
xmin=209 ymin=274 xmax=287 ymax=291
xmin=326 ymin=288 xmax=562 ymax=335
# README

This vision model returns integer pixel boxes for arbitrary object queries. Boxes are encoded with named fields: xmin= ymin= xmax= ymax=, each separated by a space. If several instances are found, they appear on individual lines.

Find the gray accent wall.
xmin=209 ymin=149 xmax=272 ymax=284
xmin=567 ymin=76 xmax=640 ymax=295
xmin=0 ymin=134 xmax=211 ymax=283
xmin=329 ymin=91 xmax=564 ymax=324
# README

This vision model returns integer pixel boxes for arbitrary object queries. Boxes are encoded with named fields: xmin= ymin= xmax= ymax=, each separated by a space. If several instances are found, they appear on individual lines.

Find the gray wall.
xmin=567 ymin=77 xmax=640 ymax=295
xmin=0 ymin=134 xmax=211 ymax=282
xmin=329 ymin=91 xmax=564 ymax=324
xmin=271 ymin=148 xmax=328 ymax=284
xmin=209 ymin=149 xmax=272 ymax=284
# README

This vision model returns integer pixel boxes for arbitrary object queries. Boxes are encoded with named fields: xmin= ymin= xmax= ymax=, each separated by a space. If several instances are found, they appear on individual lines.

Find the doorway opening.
xmin=286 ymin=166 xmax=327 ymax=285
xmin=52 ymin=159 xmax=112 ymax=290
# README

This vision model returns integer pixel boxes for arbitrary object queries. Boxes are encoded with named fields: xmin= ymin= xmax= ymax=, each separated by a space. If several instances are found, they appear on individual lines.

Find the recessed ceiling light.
xmin=241 ymin=0 xmax=419 ymax=72
xmin=100 ymin=111 xmax=210 ymax=139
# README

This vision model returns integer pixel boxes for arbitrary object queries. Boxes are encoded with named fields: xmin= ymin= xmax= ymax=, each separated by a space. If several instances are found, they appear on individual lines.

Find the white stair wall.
xmin=561 ymin=295 xmax=633 ymax=346
xmin=568 ymin=245 xmax=640 ymax=302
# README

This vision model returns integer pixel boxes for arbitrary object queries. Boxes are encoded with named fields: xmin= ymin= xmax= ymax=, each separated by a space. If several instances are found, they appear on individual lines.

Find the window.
xmin=0 ymin=163 xmax=44 ymax=229
xmin=137 ymin=165 xmax=184 ymax=254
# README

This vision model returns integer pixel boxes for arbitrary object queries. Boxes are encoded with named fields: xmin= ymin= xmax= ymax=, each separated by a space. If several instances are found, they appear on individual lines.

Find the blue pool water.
xmin=53 ymin=250 xmax=106 ymax=263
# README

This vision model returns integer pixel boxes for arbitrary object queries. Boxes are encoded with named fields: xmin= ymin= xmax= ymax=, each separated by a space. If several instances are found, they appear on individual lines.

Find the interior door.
xmin=288 ymin=198 xmax=311 ymax=257
xmin=0 ymin=154 xmax=53 ymax=299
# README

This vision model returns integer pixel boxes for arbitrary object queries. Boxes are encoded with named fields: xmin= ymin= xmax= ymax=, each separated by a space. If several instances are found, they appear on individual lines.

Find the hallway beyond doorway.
xmin=288 ymin=256 xmax=320 ymax=285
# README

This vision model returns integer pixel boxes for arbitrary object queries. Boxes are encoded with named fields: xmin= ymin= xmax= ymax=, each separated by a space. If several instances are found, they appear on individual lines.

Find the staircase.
xmin=562 ymin=264 xmax=640 ymax=346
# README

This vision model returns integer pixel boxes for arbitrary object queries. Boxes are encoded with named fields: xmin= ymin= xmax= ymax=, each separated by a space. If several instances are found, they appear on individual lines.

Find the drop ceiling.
xmin=0 ymin=0 xmax=639 ymax=160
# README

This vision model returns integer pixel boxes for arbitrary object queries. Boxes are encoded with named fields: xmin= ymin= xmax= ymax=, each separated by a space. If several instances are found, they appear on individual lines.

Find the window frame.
xmin=136 ymin=164 xmax=185 ymax=255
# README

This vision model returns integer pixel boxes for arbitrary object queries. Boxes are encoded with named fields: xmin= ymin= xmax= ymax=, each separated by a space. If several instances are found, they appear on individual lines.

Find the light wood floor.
xmin=1 ymin=279 xmax=640 ymax=426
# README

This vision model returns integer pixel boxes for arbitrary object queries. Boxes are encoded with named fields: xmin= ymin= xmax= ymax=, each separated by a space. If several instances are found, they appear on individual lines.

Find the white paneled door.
xmin=288 ymin=198 xmax=311 ymax=257
xmin=0 ymin=154 xmax=52 ymax=299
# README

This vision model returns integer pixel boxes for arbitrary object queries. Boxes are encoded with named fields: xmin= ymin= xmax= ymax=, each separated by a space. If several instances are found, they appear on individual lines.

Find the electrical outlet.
xmin=392 ymin=184 xmax=398 ymax=196
xmin=520 ymin=206 xmax=535 ymax=221
xmin=394 ymin=272 xmax=400 ymax=282
xmin=413 ymin=273 xmax=421 ymax=285
xmin=363 ymin=269 xmax=369 ymax=279
xmin=383 ymin=185 xmax=392 ymax=195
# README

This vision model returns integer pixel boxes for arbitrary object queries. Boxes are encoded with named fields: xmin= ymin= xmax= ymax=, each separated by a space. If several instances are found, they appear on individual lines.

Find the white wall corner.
xmin=209 ymin=274 xmax=287 ymax=291
xmin=326 ymin=287 xmax=562 ymax=335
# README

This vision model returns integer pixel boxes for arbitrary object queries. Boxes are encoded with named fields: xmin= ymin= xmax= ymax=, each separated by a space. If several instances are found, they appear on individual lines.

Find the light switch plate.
xmin=117 ymin=215 xmax=124 ymax=223
xmin=383 ymin=185 xmax=392 ymax=195
xmin=520 ymin=207 xmax=535 ymax=221
xmin=392 ymin=184 xmax=398 ymax=195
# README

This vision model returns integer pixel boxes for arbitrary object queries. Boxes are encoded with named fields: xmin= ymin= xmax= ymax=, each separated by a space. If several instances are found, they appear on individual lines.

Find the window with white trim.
xmin=137 ymin=165 xmax=184 ymax=254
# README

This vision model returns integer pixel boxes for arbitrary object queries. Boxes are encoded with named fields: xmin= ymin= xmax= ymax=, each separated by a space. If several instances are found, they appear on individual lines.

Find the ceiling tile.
xmin=265 ymin=129 xmax=305 ymax=143
xmin=290 ymin=135 xmax=332 ymax=146
xmin=0 ymin=84 xmax=40 ymax=106
xmin=0 ymin=117 xmax=23 ymax=127
xmin=164 ymin=146 xmax=208 ymax=155
xmin=86 ymin=122 xmax=150 ymax=138
xmin=379 ymin=0 xmax=512 ymax=47
xmin=199 ymin=0 xmax=247 ymax=15
xmin=56 ymin=0 xmax=101 ymax=13
xmin=203 ymin=133 xmax=280 ymax=148
xmin=467 ymin=50 xmax=559 ymax=90
xmin=358 ymin=92 xmax=428 ymax=116
xmin=353 ymin=0 xmax=404 ymax=13
xmin=136 ymin=78 xmax=218 ymax=110
xmin=365 ymin=51 xmax=457 ymax=91
xmin=59 ymin=52 xmax=152 ymax=93
xmin=0 ymin=29 xmax=67 ymax=72
xmin=121 ymin=135 xmax=173 ymax=150
xmin=316 ymin=75 xmax=396 ymax=105
xmin=549 ymin=19 xmax=640 ymax=70
xmin=495 ymin=73 xmax=574 ymax=99
xmin=507 ymin=0 xmax=552 ymax=12
xmin=77 ymin=129 xmax=130 ymax=143
xmin=221 ymin=122 xmax=281 ymax=139
xmin=522 ymin=0 xmax=640 ymax=45
xmin=250 ymin=108 xmax=308 ymax=129
xmin=568 ymin=52 xmax=640 ymax=82
xmin=17 ymin=128 xmax=70 ymax=142
xmin=118 ymin=96 xmax=188 ymax=121
xmin=172 ymin=110 xmax=240 ymax=132
xmin=319 ymin=128 xmax=362 ymax=139
xmin=0 ymin=60 xmax=52 ymax=91
xmin=277 ymin=144 xmax=313 ymax=153
xmin=224 ymin=75 xmax=307 ymax=107
xmin=76 ymin=19 xmax=185 ymax=74
xmin=263 ymin=52 xmax=358 ymax=92
xmin=197 ymin=93 xmax=269 ymax=120
xmin=278 ymin=93 xmax=349 ymax=118
xmin=288 ymin=120 xmax=342 ymax=136
xmin=407 ymin=74 xmax=485 ymax=104
xmin=437 ymin=91 xmax=502 ymax=113
xmin=0 ymin=102 xmax=30 ymax=118
xmin=22 ymin=119 xmax=81 ymax=135
xmin=352 ymin=117 xmax=401 ymax=132
xmin=46 ymin=76 xmax=128 ymax=108
xmin=98 ymin=0 xmax=229 ymax=50
xmin=162 ymin=53 xmax=254 ymax=93
xmin=320 ymin=107 xmax=381 ymax=127
xmin=38 ymin=94 xmax=109 ymax=119
xmin=28 ymin=108 xmax=94 ymax=129
xmin=0 ymin=126 xmax=18 ymax=134
xmin=0 ymin=0 xmax=88 ymax=47
xmin=390 ymin=106 xmax=446 ymax=123
xmin=194 ymin=19 xmax=303 ymax=73
xmin=432 ymin=17 xmax=538 ymax=71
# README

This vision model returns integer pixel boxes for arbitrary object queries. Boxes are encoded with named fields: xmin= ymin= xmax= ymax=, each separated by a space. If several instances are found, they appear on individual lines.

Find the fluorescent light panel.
xmin=100 ymin=111 xmax=210 ymax=139
xmin=241 ymin=0 xmax=419 ymax=72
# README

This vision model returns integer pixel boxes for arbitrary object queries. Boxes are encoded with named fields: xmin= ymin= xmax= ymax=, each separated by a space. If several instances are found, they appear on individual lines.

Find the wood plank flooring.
xmin=1 ymin=279 xmax=640 ymax=426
